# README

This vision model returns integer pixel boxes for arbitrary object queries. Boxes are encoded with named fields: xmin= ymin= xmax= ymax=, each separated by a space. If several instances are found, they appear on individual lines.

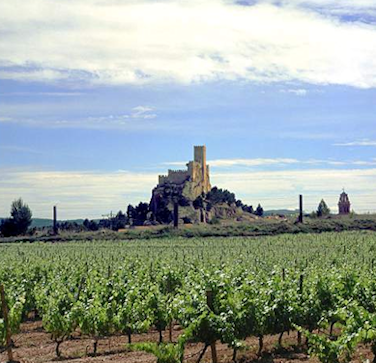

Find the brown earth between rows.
xmin=1 ymin=321 xmax=373 ymax=363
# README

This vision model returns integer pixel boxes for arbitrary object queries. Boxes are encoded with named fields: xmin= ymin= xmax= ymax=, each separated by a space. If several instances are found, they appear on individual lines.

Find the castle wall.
xmin=187 ymin=161 xmax=201 ymax=183
xmin=165 ymin=169 xmax=190 ymax=184
xmin=158 ymin=146 xmax=211 ymax=194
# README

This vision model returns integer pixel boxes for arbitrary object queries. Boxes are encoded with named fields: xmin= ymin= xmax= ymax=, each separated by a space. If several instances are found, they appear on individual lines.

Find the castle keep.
xmin=158 ymin=146 xmax=211 ymax=196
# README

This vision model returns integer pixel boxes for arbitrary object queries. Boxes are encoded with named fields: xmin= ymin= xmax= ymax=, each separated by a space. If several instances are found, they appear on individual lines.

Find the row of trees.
xmin=82 ymin=202 xmax=151 ymax=231
xmin=0 ymin=197 xmax=334 ymax=237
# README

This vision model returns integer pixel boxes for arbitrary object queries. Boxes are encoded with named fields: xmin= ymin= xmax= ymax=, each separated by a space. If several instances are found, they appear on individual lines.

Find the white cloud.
xmin=209 ymin=158 xmax=299 ymax=167
xmin=1 ymin=165 xmax=374 ymax=218
xmin=280 ymin=88 xmax=308 ymax=96
xmin=1 ymin=0 xmax=376 ymax=87
xmin=0 ymin=106 xmax=157 ymax=129
xmin=0 ymin=169 xmax=157 ymax=219
xmin=131 ymin=106 xmax=157 ymax=119
xmin=163 ymin=158 xmax=299 ymax=168
xmin=164 ymin=158 xmax=376 ymax=168
xmin=334 ymin=139 xmax=376 ymax=147
xmin=212 ymin=168 xmax=376 ymax=212
xmin=0 ymin=92 xmax=85 ymax=97
xmin=0 ymin=145 xmax=42 ymax=154
xmin=0 ymin=116 xmax=13 ymax=122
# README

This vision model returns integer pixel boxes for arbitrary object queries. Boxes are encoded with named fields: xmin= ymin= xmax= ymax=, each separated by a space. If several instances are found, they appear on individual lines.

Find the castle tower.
xmin=194 ymin=146 xmax=210 ymax=193
xmin=338 ymin=190 xmax=351 ymax=215
xmin=194 ymin=145 xmax=206 ymax=176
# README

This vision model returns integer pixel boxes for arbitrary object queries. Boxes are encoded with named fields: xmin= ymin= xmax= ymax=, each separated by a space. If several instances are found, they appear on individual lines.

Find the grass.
xmin=1 ymin=214 xmax=376 ymax=243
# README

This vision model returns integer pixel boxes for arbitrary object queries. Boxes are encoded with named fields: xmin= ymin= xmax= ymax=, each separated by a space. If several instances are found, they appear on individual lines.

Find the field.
xmin=2 ymin=231 xmax=376 ymax=363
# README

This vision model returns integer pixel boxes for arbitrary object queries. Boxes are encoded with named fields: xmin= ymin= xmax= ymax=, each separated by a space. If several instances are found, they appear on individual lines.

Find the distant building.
xmin=338 ymin=190 xmax=351 ymax=215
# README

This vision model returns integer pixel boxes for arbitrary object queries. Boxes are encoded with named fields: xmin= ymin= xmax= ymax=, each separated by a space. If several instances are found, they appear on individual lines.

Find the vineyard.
xmin=1 ymin=231 xmax=376 ymax=363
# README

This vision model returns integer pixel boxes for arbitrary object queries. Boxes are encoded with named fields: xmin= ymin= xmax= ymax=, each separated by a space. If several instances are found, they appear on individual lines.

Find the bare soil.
xmin=1 ymin=321 xmax=373 ymax=363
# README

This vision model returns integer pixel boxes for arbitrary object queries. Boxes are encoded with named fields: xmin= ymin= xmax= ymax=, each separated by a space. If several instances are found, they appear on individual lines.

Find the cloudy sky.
xmin=1 ymin=0 xmax=376 ymax=219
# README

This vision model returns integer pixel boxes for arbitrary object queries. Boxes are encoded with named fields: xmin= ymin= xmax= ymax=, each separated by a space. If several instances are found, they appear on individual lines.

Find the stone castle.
xmin=150 ymin=146 xmax=212 ymax=223
xmin=158 ymin=145 xmax=211 ymax=198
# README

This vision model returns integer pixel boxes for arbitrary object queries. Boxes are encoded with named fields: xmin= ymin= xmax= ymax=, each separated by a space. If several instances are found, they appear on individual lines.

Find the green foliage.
xmin=2 ymin=232 xmax=376 ymax=360
xmin=209 ymin=216 xmax=220 ymax=225
xmin=0 ymin=295 xmax=25 ymax=346
xmin=127 ymin=203 xmax=150 ymax=226
xmin=83 ymin=219 xmax=99 ymax=231
xmin=129 ymin=341 xmax=185 ymax=363
xmin=193 ymin=196 xmax=204 ymax=209
xmin=11 ymin=198 xmax=33 ymax=234
xmin=317 ymin=199 xmax=331 ymax=217
xmin=206 ymin=187 xmax=236 ymax=206
xmin=0 ymin=198 xmax=32 ymax=236
xmin=242 ymin=204 xmax=254 ymax=214
xmin=0 ymin=218 xmax=17 ymax=237
xmin=255 ymin=203 xmax=264 ymax=216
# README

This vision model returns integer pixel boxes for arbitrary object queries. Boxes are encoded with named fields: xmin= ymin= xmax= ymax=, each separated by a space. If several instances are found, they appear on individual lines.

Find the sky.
xmin=0 ymin=0 xmax=376 ymax=219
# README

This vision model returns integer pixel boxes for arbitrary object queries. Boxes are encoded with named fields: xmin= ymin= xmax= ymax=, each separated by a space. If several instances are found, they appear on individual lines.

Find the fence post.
xmin=206 ymin=289 xmax=218 ymax=363
xmin=297 ymin=275 xmax=304 ymax=346
xmin=298 ymin=195 xmax=303 ymax=223
xmin=173 ymin=201 xmax=179 ymax=229
xmin=53 ymin=206 xmax=58 ymax=235
xmin=0 ymin=284 xmax=15 ymax=362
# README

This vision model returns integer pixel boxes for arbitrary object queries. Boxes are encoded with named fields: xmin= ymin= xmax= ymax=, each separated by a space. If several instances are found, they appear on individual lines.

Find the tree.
xmin=127 ymin=205 xmax=136 ymax=220
xmin=83 ymin=219 xmax=99 ymax=231
xmin=235 ymin=200 xmax=243 ymax=208
xmin=317 ymin=199 xmax=330 ymax=217
xmin=113 ymin=211 xmax=127 ymax=230
xmin=0 ymin=198 xmax=32 ymax=236
xmin=255 ymin=204 xmax=264 ymax=217
xmin=206 ymin=187 xmax=236 ymax=205
xmin=134 ymin=203 xmax=149 ymax=225
xmin=0 ymin=218 xmax=17 ymax=237
xmin=242 ymin=205 xmax=254 ymax=214
xmin=11 ymin=198 xmax=32 ymax=235
xmin=193 ymin=196 xmax=204 ymax=209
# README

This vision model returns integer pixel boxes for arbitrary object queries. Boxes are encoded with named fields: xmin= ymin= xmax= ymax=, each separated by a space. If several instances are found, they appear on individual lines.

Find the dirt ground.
xmin=1 ymin=321 xmax=373 ymax=363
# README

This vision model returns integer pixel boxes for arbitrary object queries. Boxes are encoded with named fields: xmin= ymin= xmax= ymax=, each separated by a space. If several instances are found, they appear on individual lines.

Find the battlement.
xmin=168 ymin=169 xmax=188 ymax=175
xmin=157 ymin=146 xmax=211 ymax=195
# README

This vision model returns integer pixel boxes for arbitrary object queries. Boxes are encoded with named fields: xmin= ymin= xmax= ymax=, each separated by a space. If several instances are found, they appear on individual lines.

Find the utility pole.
xmin=173 ymin=200 xmax=179 ymax=229
xmin=298 ymin=195 xmax=303 ymax=223
xmin=53 ymin=206 xmax=58 ymax=235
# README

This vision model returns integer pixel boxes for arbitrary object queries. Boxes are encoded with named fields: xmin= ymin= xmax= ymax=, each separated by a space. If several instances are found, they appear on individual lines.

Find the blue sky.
xmin=0 ymin=0 xmax=376 ymax=218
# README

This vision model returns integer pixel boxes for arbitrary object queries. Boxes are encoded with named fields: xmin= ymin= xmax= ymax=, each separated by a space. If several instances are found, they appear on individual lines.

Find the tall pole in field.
xmin=173 ymin=201 xmax=179 ymax=229
xmin=53 ymin=206 xmax=58 ymax=235
xmin=206 ymin=289 xmax=218 ymax=363
xmin=0 ymin=284 xmax=14 ymax=363
xmin=298 ymin=195 xmax=303 ymax=223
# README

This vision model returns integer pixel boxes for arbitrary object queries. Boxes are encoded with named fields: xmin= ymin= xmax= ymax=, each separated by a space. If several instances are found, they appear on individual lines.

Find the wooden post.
xmin=298 ymin=195 xmax=303 ymax=223
xmin=167 ymin=279 xmax=173 ymax=342
xmin=297 ymin=275 xmax=304 ymax=346
xmin=206 ymin=289 xmax=218 ymax=363
xmin=53 ymin=206 xmax=58 ymax=235
xmin=0 ymin=284 xmax=15 ymax=362
xmin=173 ymin=201 xmax=179 ymax=229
